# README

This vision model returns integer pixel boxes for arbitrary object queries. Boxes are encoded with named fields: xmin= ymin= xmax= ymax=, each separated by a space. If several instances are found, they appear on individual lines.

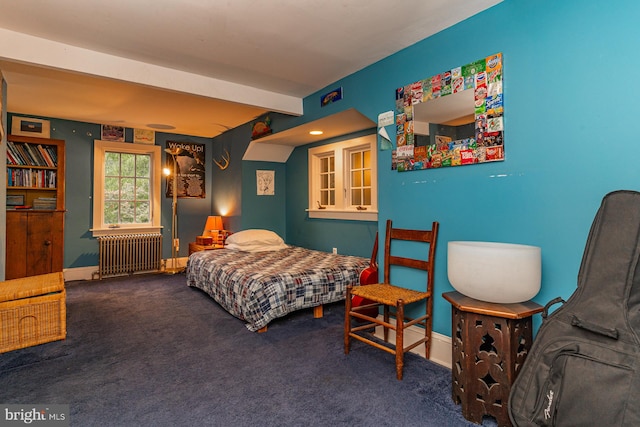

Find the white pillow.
xmin=225 ymin=229 xmax=288 ymax=252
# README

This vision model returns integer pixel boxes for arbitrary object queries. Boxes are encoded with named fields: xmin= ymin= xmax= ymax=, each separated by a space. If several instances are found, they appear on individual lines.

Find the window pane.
xmin=363 ymin=150 xmax=370 ymax=168
xmin=120 ymin=201 xmax=135 ymax=223
xmin=104 ymin=201 xmax=119 ymax=224
xmin=329 ymin=156 xmax=335 ymax=172
xmin=364 ymin=169 xmax=371 ymax=186
xmin=329 ymin=173 xmax=335 ymax=188
xmin=121 ymin=154 xmax=136 ymax=177
xmin=352 ymin=189 xmax=361 ymax=205
xmin=136 ymin=178 xmax=150 ymax=200
xmin=135 ymin=201 xmax=150 ymax=223
xmin=364 ymin=189 xmax=371 ymax=205
xmin=120 ymin=178 xmax=135 ymax=200
xmin=321 ymin=174 xmax=328 ymax=189
xmin=321 ymin=191 xmax=328 ymax=205
xmin=105 ymin=177 xmax=120 ymax=200
xmin=329 ymin=191 xmax=335 ymax=205
xmin=351 ymin=152 xmax=362 ymax=169
xmin=136 ymin=155 xmax=150 ymax=177
xmin=352 ymin=171 xmax=361 ymax=187
xmin=105 ymin=152 xmax=120 ymax=176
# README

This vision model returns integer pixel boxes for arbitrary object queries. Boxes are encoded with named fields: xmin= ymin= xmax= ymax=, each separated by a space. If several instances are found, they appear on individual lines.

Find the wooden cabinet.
xmin=6 ymin=135 xmax=65 ymax=279
xmin=6 ymin=211 xmax=65 ymax=279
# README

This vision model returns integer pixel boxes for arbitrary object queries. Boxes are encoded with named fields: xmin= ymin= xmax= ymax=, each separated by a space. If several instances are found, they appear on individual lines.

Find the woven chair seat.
xmin=351 ymin=283 xmax=429 ymax=306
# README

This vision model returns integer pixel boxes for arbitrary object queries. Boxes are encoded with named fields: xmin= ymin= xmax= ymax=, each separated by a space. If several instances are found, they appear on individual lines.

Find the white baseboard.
xmin=62 ymin=266 xmax=96 ymax=282
xmin=63 ymin=257 xmax=189 ymax=281
xmin=373 ymin=318 xmax=452 ymax=369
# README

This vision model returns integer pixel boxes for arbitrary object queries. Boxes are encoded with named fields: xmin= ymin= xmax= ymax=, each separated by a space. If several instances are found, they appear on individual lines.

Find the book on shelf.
xmin=7 ymin=141 xmax=26 ymax=165
xmin=46 ymin=145 xmax=58 ymax=164
xmin=18 ymin=143 xmax=37 ymax=165
xmin=37 ymin=144 xmax=56 ymax=167
xmin=6 ymin=141 xmax=58 ymax=167
xmin=25 ymin=143 xmax=45 ymax=165
xmin=7 ymin=168 xmax=57 ymax=188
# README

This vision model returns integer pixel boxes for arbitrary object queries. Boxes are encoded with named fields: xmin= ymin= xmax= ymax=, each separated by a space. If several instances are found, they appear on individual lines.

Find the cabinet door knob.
xmin=44 ymin=240 xmax=52 ymax=246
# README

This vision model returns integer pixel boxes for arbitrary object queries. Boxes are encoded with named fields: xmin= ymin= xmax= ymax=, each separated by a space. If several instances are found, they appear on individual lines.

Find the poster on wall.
xmin=165 ymin=141 xmax=206 ymax=198
xmin=393 ymin=52 xmax=504 ymax=172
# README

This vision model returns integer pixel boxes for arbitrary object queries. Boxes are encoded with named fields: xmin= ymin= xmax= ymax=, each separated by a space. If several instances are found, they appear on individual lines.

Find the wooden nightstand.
xmin=188 ymin=242 xmax=224 ymax=255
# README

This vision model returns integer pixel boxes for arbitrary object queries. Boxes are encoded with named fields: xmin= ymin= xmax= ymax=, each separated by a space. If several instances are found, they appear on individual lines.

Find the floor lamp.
xmin=164 ymin=147 xmax=184 ymax=274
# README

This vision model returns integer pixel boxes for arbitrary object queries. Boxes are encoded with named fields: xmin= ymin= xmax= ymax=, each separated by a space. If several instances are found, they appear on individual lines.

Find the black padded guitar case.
xmin=509 ymin=190 xmax=640 ymax=426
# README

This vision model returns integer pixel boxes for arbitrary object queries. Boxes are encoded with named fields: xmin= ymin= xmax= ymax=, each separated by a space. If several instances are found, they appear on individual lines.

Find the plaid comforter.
xmin=186 ymin=247 xmax=369 ymax=331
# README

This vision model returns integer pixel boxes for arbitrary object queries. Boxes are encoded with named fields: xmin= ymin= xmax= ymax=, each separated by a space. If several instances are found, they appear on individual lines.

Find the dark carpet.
xmin=0 ymin=273 xmax=491 ymax=426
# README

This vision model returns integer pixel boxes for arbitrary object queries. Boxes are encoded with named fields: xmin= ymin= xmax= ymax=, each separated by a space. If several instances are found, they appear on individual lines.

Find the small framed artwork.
xmin=257 ymin=170 xmax=275 ymax=195
xmin=11 ymin=117 xmax=51 ymax=138
xmin=101 ymin=124 xmax=125 ymax=142
xmin=134 ymin=128 xmax=155 ymax=144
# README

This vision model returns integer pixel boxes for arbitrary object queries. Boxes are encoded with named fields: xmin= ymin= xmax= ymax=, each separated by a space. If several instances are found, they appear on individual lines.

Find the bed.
xmin=185 ymin=229 xmax=370 ymax=332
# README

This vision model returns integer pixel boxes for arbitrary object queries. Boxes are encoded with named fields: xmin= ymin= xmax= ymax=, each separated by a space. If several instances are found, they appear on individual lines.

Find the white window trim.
xmin=307 ymin=134 xmax=377 ymax=221
xmin=91 ymin=140 xmax=162 ymax=237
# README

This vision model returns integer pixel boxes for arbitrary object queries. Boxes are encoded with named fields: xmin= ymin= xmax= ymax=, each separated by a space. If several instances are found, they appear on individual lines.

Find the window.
xmin=308 ymin=134 xmax=377 ymax=221
xmin=92 ymin=140 xmax=162 ymax=236
xmin=319 ymin=155 xmax=335 ymax=206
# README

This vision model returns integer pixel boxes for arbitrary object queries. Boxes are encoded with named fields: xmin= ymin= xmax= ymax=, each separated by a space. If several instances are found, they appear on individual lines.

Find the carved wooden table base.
xmin=443 ymin=292 xmax=543 ymax=427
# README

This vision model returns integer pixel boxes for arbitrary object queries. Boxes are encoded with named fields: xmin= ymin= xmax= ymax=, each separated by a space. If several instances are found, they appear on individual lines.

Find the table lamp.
xmin=203 ymin=215 xmax=224 ymax=245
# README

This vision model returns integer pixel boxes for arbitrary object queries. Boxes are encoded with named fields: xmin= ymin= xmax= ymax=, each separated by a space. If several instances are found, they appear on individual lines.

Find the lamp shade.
xmin=203 ymin=216 xmax=223 ymax=236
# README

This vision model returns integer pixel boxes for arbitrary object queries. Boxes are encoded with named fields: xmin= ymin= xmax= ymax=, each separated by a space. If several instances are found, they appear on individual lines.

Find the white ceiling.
xmin=0 ymin=0 xmax=501 ymax=138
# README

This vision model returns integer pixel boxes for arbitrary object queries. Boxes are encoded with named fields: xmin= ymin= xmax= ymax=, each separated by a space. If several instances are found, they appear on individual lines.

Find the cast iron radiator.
xmin=95 ymin=233 xmax=163 ymax=279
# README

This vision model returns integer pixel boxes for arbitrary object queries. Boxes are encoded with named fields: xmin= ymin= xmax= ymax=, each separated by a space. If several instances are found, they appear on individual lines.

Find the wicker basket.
xmin=0 ymin=272 xmax=66 ymax=353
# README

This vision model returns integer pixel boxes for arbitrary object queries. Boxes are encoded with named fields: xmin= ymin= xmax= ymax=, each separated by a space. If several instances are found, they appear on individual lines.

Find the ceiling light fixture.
xmin=147 ymin=123 xmax=176 ymax=130
xmin=309 ymin=130 xmax=323 ymax=135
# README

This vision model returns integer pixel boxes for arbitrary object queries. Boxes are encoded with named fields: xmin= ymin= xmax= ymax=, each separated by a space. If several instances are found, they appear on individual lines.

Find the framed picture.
xmin=133 ymin=128 xmax=155 ymax=144
xmin=257 ymin=170 xmax=275 ymax=195
xmin=101 ymin=124 xmax=125 ymax=142
xmin=11 ymin=117 xmax=51 ymax=138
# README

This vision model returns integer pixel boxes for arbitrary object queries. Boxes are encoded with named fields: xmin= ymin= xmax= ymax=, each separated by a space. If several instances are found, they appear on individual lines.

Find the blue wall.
xmin=231 ymin=0 xmax=640 ymax=336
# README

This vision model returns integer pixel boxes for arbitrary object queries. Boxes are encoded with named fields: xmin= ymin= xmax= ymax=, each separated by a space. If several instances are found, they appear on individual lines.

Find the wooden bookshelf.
xmin=5 ymin=134 xmax=65 ymax=279
xmin=6 ymin=134 xmax=65 ymax=210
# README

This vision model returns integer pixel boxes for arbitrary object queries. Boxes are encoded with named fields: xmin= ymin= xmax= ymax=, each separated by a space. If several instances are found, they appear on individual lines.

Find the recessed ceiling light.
xmin=309 ymin=130 xmax=323 ymax=135
xmin=147 ymin=123 xmax=176 ymax=130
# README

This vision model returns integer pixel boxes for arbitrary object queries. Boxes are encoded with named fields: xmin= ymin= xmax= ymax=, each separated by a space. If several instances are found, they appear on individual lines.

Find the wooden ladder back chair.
xmin=344 ymin=219 xmax=439 ymax=380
